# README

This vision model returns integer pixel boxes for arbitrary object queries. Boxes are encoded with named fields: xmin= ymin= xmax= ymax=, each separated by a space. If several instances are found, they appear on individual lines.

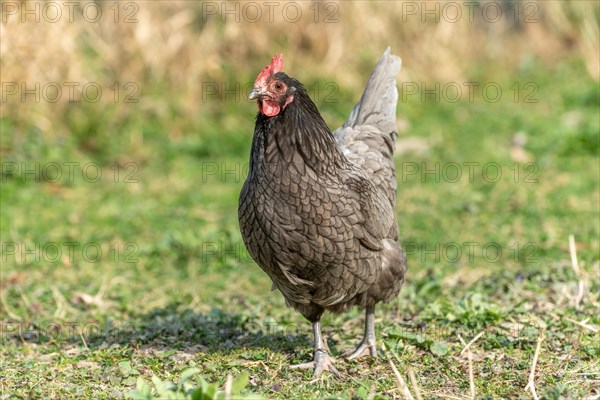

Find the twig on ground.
xmin=408 ymin=368 xmax=423 ymax=400
xmin=224 ymin=374 xmax=233 ymax=400
xmin=524 ymin=331 xmax=545 ymax=400
xmin=458 ymin=334 xmax=476 ymax=400
xmin=382 ymin=344 xmax=414 ymax=400
xmin=79 ymin=330 xmax=89 ymax=351
xmin=392 ymin=352 xmax=423 ymax=400
xmin=467 ymin=348 xmax=475 ymax=400
xmin=565 ymin=317 xmax=598 ymax=333
xmin=459 ymin=330 xmax=485 ymax=356
xmin=367 ymin=384 xmax=376 ymax=400
xmin=568 ymin=234 xmax=586 ymax=308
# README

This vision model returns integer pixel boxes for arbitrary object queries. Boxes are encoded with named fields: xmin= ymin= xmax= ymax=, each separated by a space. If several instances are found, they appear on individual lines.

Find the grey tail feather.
xmin=343 ymin=47 xmax=402 ymax=140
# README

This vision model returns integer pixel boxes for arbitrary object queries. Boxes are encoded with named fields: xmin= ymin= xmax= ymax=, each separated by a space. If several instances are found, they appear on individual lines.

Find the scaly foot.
xmin=343 ymin=306 xmax=378 ymax=360
xmin=291 ymin=349 xmax=341 ymax=378
xmin=342 ymin=339 xmax=377 ymax=360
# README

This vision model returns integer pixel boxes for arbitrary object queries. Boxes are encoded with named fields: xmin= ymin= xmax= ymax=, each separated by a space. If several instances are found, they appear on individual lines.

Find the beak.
xmin=249 ymin=88 xmax=262 ymax=100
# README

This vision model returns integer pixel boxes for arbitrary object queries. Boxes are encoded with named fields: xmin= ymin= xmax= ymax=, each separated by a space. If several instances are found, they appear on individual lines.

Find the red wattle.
xmin=260 ymin=99 xmax=281 ymax=117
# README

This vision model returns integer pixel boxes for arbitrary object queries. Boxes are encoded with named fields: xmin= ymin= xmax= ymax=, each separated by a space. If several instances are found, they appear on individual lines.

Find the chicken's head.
xmin=249 ymin=54 xmax=296 ymax=117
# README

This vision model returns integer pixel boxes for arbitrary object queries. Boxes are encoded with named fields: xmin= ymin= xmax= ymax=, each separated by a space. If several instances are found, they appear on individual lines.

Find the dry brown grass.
xmin=1 ymin=0 xmax=598 ymax=139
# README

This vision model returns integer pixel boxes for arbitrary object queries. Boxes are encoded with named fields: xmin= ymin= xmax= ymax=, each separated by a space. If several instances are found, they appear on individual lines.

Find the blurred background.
xmin=1 ymin=1 xmax=599 ymax=398
xmin=1 ymin=0 xmax=598 ymax=161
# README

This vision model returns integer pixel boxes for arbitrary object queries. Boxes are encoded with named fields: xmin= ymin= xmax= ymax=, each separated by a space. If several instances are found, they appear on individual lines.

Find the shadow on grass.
xmin=0 ymin=305 xmax=312 ymax=355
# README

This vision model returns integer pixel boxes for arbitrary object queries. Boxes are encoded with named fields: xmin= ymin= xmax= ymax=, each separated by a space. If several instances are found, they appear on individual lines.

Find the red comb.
xmin=254 ymin=54 xmax=284 ymax=87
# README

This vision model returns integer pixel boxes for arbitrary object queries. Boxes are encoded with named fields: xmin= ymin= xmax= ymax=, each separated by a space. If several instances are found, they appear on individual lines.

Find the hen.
xmin=238 ymin=48 xmax=407 ymax=378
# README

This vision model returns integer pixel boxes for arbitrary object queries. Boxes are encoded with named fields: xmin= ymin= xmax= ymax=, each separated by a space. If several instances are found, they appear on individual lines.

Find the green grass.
xmin=1 ymin=58 xmax=599 ymax=399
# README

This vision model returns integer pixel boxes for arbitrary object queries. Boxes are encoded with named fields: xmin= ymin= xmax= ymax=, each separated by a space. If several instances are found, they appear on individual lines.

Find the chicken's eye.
xmin=274 ymin=82 xmax=284 ymax=91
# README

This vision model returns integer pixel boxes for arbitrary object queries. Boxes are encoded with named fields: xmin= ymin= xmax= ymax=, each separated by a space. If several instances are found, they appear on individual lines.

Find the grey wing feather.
xmin=334 ymin=47 xmax=402 ymax=205
xmin=340 ymin=47 xmax=401 ymax=134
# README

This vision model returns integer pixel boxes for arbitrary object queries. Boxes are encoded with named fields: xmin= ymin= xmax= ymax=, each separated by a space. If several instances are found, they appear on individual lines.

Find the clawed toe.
xmin=343 ymin=341 xmax=378 ymax=360
xmin=290 ymin=361 xmax=316 ymax=370
xmin=291 ymin=350 xmax=341 ymax=378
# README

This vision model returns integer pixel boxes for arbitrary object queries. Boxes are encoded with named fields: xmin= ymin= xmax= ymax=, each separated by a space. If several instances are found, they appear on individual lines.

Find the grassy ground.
xmin=1 ymin=55 xmax=599 ymax=399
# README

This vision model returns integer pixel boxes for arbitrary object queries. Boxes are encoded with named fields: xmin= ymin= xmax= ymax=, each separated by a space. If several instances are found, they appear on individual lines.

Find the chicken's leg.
xmin=343 ymin=306 xmax=377 ymax=360
xmin=290 ymin=320 xmax=340 ymax=378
